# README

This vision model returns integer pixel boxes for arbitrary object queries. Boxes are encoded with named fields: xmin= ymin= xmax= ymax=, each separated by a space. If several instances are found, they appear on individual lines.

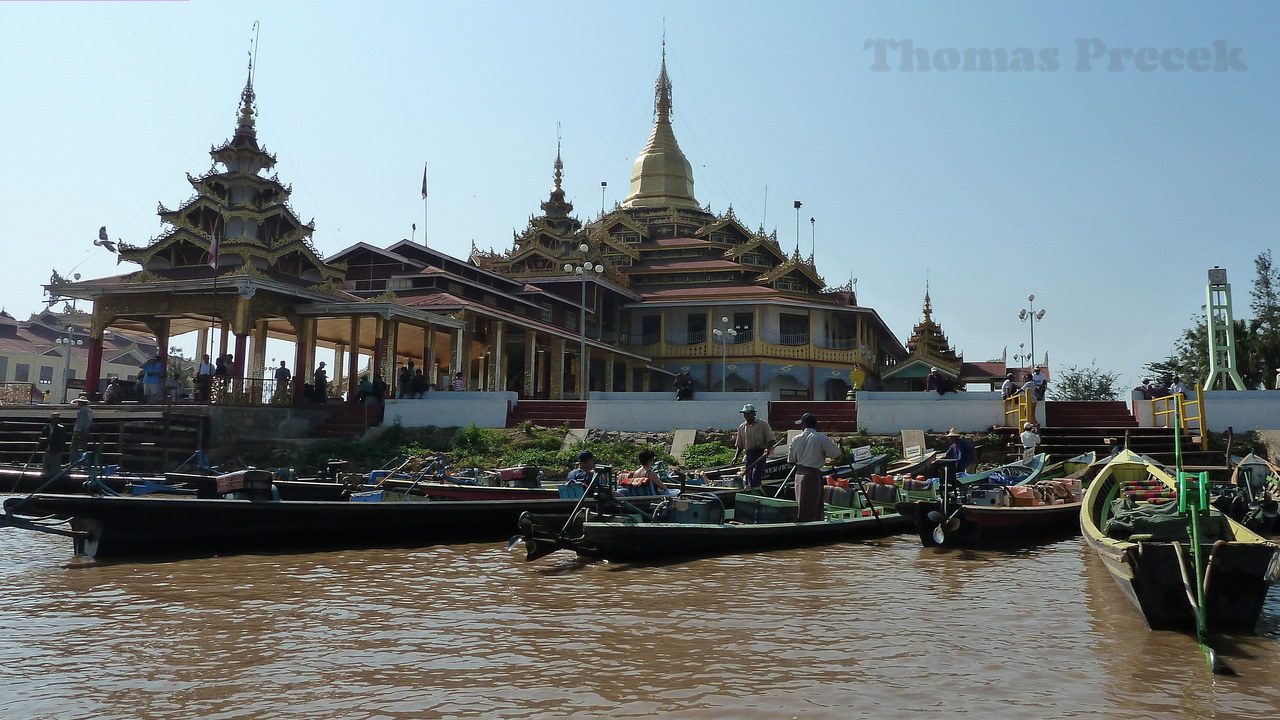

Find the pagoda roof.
xmin=630 ymin=258 xmax=743 ymax=273
xmin=647 ymin=237 xmax=712 ymax=248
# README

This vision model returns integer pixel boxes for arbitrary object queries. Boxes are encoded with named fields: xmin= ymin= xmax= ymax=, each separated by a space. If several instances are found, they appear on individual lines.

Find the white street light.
xmin=1018 ymin=295 xmax=1047 ymax=367
xmin=565 ymin=243 xmax=603 ymax=399
xmin=712 ymin=316 xmax=738 ymax=392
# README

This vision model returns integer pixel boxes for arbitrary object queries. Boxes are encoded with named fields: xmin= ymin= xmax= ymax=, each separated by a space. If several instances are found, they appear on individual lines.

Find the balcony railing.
xmin=760 ymin=329 xmax=809 ymax=346
xmin=815 ymin=337 xmax=858 ymax=351
xmin=622 ymin=331 xmax=660 ymax=346
xmin=210 ymin=378 xmax=295 ymax=407
xmin=667 ymin=330 xmax=707 ymax=345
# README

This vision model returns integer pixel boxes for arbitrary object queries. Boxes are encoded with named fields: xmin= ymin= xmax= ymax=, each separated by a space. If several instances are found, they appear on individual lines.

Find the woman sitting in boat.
xmin=627 ymin=449 xmax=670 ymax=495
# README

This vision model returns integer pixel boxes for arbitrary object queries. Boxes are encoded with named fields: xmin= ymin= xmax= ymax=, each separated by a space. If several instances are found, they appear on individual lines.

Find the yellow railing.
xmin=1003 ymin=391 xmax=1035 ymax=428
xmin=1151 ymin=386 xmax=1209 ymax=450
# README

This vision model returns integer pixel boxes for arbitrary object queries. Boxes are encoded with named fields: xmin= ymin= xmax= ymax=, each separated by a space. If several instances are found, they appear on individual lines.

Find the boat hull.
xmin=7 ymin=493 xmax=733 ymax=560
xmin=1080 ymin=449 xmax=1280 ymax=631
xmin=896 ymin=499 xmax=1080 ymax=547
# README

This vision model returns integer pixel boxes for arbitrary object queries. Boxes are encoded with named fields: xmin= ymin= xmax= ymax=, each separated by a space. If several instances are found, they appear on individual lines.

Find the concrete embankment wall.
xmin=384 ymin=392 xmax=517 ymax=430
xmin=585 ymin=392 xmax=771 ymax=432
xmin=854 ymin=391 xmax=1042 ymax=434
xmin=1133 ymin=390 xmax=1280 ymax=433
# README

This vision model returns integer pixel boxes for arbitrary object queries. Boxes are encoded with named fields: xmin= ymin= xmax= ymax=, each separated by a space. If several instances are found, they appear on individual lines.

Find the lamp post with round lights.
xmin=564 ymin=243 xmax=603 ymax=399
xmin=1018 ymin=295 xmax=1047 ymax=368
xmin=712 ymin=316 xmax=738 ymax=392
xmin=58 ymin=326 xmax=83 ymax=403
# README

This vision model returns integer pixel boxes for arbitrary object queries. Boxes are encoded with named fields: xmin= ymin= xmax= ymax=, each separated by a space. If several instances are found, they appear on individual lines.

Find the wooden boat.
xmin=895 ymin=453 xmax=1079 ymax=546
xmin=514 ymin=480 xmax=912 ymax=562
xmin=886 ymin=449 xmax=937 ymax=477
xmin=0 ymin=475 xmax=742 ymax=561
xmin=1081 ymin=449 xmax=1280 ymax=631
xmin=1211 ymin=453 xmax=1280 ymax=532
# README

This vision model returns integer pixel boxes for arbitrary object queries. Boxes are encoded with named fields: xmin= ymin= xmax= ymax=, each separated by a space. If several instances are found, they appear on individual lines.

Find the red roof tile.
xmin=631 ymin=259 xmax=742 ymax=273
xmin=649 ymin=237 xmax=711 ymax=248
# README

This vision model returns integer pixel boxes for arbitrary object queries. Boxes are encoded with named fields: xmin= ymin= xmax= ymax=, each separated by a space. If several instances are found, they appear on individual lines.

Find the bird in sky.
xmin=94 ymin=226 xmax=117 ymax=253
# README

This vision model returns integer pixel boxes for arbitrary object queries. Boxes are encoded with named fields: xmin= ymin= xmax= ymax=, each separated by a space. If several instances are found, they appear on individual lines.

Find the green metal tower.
xmin=1204 ymin=267 xmax=1247 ymax=391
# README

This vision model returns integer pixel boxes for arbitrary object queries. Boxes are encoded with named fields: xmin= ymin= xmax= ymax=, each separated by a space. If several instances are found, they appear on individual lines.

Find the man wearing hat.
xmin=1030 ymin=366 xmax=1048 ymax=400
xmin=70 ymin=395 xmax=93 ymax=459
xmin=566 ymin=450 xmax=600 ymax=487
xmin=1019 ymin=422 xmax=1041 ymax=460
xmin=788 ymin=413 xmax=841 ymax=522
xmin=39 ymin=412 xmax=68 ymax=479
xmin=942 ymin=429 xmax=976 ymax=474
xmin=732 ymin=403 xmax=776 ymax=491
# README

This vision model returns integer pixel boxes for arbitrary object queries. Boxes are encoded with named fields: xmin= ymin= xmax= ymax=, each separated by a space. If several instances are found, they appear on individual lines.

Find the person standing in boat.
xmin=732 ymin=403 xmax=776 ymax=491
xmin=942 ymin=429 xmax=976 ymax=474
xmin=39 ymin=411 xmax=69 ymax=479
xmin=1019 ymin=422 xmax=1040 ymax=460
xmin=70 ymin=396 xmax=93 ymax=460
xmin=788 ymin=413 xmax=841 ymax=522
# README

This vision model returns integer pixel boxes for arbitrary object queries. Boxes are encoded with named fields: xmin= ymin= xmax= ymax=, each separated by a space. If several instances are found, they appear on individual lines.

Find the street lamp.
xmin=1017 ymin=294 xmax=1047 ymax=367
xmin=712 ymin=316 xmax=738 ymax=392
xmin=564 ymin=243 xmax=602 ymax=399
xmin=58 ymin=325 xmax=82 ymax=403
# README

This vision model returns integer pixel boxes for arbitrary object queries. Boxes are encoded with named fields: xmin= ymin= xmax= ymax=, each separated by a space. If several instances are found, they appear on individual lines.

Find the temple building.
xmin=52 ymin=68 xmax=463 ymax=402
xmin=474 ymin=53 xmax=907 ymax=399
xmin=881 ymin=290 xmax=1007 ymax=391
xmin=50 ymin=51 xmax=912 ymax=406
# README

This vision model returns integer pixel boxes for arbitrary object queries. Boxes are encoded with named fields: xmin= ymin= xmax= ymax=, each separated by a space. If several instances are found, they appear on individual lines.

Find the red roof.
xmin=631 ymin=259 xmax=742 ymax=273
xmin=649 ymin=237 xmax=711 ymax=248
xmin=638 ymin=285 xmax=786 ymax=300
xmin=961 ymin=361 xmax=1007 ymax=380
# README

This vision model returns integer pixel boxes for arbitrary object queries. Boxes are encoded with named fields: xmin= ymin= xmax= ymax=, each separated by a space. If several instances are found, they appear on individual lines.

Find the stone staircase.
xmin=767 ymin=401 xmax=859 ymax=433
xmin=506 ymin=400 xmax=586 ymax=429
xmin=1045 ymin=401 xmax=1138 ymax=428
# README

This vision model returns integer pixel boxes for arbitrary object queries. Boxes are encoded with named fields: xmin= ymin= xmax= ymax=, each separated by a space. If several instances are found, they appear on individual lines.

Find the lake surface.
xmin=2 ymin=502 xmax=1278 ymax=719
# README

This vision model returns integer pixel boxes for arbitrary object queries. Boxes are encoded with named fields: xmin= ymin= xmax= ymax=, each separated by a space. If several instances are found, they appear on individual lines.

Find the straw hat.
xmin=946 ymin=428 xmax=960 ymax=437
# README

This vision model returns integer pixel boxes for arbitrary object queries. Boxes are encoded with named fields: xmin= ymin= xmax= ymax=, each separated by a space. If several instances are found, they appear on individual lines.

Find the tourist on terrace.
xmin=1000 ymin=372 xmax=1017 ymax=399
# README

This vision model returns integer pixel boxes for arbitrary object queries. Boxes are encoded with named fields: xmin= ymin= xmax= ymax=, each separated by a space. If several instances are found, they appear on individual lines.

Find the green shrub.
xmin=679 ymin=441 xmax=736 ymax=469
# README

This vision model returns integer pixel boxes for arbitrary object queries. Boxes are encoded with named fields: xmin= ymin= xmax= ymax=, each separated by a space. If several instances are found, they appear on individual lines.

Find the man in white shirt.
xmin=1031 ymin=366 xmax=1048 ymax=400
xmin=1000 ymin=372 xmax=1017 ymax=399
xmin=195 ymin=354 xmax=215 ymax=403
xmin=1019 ymin=422 xmax=1040 ymax=460
xmin=787 ymin=413 xmax=841 ymax=522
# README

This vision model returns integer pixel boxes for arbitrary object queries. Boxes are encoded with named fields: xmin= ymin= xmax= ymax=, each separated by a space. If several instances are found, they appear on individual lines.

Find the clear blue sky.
xmin=2 ymin=0 xmax=1276 ymax=389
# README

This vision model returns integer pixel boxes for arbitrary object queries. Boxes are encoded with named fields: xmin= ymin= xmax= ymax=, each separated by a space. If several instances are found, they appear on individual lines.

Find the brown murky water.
xmin=2 ymin=506 xmax=1278 ymax=719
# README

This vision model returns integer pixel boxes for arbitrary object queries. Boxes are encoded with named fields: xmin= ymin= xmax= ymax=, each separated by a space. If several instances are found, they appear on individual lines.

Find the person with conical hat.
xmin=942 ymin=428 xmax=976 ymax=474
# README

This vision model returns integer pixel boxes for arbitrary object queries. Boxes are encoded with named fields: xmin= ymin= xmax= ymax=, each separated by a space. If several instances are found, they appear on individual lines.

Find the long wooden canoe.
xmin=1081 ymin=449 xmax=1280 ymax=631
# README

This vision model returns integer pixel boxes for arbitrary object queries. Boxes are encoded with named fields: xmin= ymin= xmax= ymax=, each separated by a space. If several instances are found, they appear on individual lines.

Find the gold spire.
xmin=540 ymin=139 xmax=573 ymax=218
xmin=232 ymin=61 xmax=258 ymax=148
xmin=623 ymin=41 xmax=698 ymax=210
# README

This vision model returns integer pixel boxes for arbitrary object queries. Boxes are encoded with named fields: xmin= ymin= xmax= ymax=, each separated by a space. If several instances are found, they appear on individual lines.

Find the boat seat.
xmin=823 ymin=485 xmax=857 ymax=508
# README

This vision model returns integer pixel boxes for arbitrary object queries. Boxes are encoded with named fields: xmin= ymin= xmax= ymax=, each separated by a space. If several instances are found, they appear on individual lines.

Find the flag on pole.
xmin=421 ymin=163 xmax=428 ymax=199
xmin=207 ymin=224 xmax=220 ymax=270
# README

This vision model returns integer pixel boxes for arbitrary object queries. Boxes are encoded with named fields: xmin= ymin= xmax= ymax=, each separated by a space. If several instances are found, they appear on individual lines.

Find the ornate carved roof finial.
xmin=234 ymin=23 xmax=260 ymax=147
xmin=540 ymin=130 xmax=573 ymax=219
xmin=922 ymin=280 xmax=933 ymax=321
xmin=655 ymin=30 xmax=672 ymax=123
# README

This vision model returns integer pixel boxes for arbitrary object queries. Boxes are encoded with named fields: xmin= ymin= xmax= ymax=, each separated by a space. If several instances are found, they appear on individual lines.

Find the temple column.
xmin=493 ymin=322 xmax=506 ymax=391
xmin=549 ymin=336 xmax=565 ymax=400
xmin=232 ymin=332 xmax=248 ymax=397
xmin=347 ymin=317 xmax=360 ymax=401
xmin=605 ymin=354 xmax=615 ymax=392
xmin=292 ymin=320 xmax=309 ymax=404
xmin=641 ymin=372 xmax=651 ymax=392
xmin=219 ymin=322 xmax=230 ymax=362
xmin=85 ymin=333 xmax=104 ymax=399
xmin=250 ymin=320 xmax=268 ymax=404
xmin=334 ymin=342 xmax=346 ymax=393
xmin=422 ymin=325 xmax=435 ymax=389
xmin=457 ymin=319 xmax=471 ymax=391
xmin=372 ymin=316 xmax=386 ymax=390
xmin=523 ymin=330 xmax=536 ymax=400
xmin=623 ymin=360 xmax=633 ymax=392
xmin=384 ymin=318 xmax=399 ymax=387
xmin=196 ymin=328 xmax=209 ymax=364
